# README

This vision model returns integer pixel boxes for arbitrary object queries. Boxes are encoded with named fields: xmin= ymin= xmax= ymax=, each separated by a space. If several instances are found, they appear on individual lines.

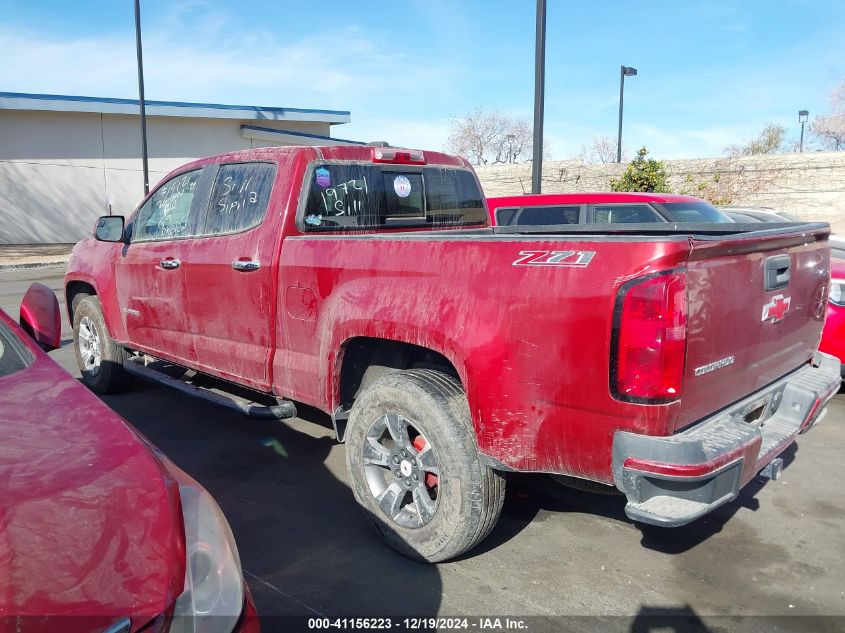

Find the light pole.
xmin=531 ymin=0 xmax=546 ymax=193
xmin=134 ymin=0 xmax=150 ymax=195
xmin=799 ymin=110 xmax=809 ymax=153
xmin=617 ymin=65 xmax=637 ymax=163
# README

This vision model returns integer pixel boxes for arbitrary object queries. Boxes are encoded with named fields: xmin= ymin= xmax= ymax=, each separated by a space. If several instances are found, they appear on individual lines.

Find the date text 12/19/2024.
xmin=307 ymin=617 xmax=528 ymax=631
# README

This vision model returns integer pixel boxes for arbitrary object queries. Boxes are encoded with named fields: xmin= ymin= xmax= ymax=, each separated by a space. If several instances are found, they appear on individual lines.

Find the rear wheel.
xmin=345 ymin=369 xmax=505 ymax=562
xmin=73 ymin=296 xmax=132 ymax=394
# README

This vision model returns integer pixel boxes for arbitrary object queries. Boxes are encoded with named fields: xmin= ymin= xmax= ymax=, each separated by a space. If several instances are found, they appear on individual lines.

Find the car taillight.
xmin=372 ymin=147 xmax=426 ymax=164
xmin=611 ymin=270 xmax=688 ymax=403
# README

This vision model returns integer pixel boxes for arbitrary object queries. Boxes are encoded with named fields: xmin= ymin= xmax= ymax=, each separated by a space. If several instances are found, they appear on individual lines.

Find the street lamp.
xmin=617 ymin=65 xmax=637 ymax=163
xmin=799 ymin=110 xmax=809 ymax=153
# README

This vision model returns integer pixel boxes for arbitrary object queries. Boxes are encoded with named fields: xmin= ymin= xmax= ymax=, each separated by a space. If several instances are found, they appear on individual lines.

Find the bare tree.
xmin=725 ymin=123 xmax=788 ymax=156
xmin=592 ymin=136 xmax=618 ymax=164
xmin=572 ymin=136 xmax=623 ymax=164
xmin=812 ymin=81 xmax=845 ymax=151
xmin=445 ymin=109 xmax=541 ymax=165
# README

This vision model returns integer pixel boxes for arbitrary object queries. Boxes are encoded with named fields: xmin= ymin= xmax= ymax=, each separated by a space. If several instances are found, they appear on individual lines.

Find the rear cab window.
xmin=300 ymin=163 xmax=486 ymax=230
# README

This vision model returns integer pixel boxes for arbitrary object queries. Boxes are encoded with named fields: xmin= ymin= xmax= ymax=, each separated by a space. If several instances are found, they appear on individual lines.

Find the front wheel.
xmin=73 ymin=296 xmax=132 ymax=394
xmin=345 ymin=369 xmax=505 ymax=562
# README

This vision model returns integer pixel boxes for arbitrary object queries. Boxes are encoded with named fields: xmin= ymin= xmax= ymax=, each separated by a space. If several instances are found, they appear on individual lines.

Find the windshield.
xmin=657 ymin=202 xmax=733 ymax=223
xmin=0 ymin=320 xmax=33 ymax=378
xmin=302 ymin=163 xmax=486 ymax=230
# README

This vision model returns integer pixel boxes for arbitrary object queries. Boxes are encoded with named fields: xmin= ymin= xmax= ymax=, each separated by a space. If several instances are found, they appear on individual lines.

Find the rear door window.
xmin=133 ymin=169 xmax=203 ymax=241
xmin=302 ymin=163 xmax=486 ymax=230
xmin=495 ymin=205 xmax=581 ymax=226
xmin=593 ymin=204 xmax=662 ymax=224
xmin=517 ymin=205 xmax=580 ymax=225
xmin=204 ymin=162 xmax=276 ymax=235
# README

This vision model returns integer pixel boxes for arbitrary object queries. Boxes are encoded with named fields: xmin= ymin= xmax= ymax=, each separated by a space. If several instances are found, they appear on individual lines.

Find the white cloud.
xmin=0 ymin=4 xmax=468 ymax=148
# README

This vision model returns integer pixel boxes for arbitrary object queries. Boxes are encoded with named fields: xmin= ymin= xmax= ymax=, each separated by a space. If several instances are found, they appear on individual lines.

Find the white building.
xmin=0 ymin=91 xmax=360 ymax=243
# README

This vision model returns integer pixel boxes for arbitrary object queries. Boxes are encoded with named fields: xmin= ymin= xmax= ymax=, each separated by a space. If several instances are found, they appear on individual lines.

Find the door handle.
xmin=232 ymin=259 xmax=260 ymax=272
xmin=160 ymin=258 xmax=181 ymax=269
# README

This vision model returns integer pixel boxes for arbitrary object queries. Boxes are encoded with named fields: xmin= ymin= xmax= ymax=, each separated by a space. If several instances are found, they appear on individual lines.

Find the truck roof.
xmin=487 ymin=192 xmax=705 ymax=208
xmin=174 ymin=145 xmax=470 ymax=174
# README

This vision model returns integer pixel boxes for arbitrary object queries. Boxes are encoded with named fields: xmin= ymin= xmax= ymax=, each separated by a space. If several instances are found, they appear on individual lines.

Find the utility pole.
xmin=134 ymin=0 xmax=150 ymax=195
xmin=531 ymin=0 xmax=546 ymax=194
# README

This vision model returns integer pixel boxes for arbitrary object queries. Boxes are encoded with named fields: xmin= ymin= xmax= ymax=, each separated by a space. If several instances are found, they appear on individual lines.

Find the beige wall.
xmin=476 ymin=152 xmax=845 ymax=234
xmin=0 ymin=110 xmax=334 ymax=243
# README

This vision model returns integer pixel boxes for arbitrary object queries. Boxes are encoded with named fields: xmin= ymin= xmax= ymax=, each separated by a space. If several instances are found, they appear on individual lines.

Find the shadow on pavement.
xmin=99 ymin=381 xmax=443 ymax=631
xmin=465 ymin=441 xmax=800 ymax=559
xmin=637 ymin=442 xmax=798 ymax=554
xmin=629 ymin=605 xmax=712 ymax=633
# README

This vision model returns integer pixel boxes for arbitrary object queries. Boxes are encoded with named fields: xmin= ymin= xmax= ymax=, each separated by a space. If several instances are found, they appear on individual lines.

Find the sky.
xmin=1 ymin=0 xmax=844 ymax=160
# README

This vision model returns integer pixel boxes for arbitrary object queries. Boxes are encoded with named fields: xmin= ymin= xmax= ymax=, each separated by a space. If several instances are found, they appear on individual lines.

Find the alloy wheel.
xmin=362 ymin=413 xmax=440 ymax=528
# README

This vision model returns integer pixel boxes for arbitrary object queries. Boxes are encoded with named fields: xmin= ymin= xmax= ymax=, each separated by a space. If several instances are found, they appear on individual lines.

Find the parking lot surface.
xmin=2 ymin=267 xmax=844 ymax=632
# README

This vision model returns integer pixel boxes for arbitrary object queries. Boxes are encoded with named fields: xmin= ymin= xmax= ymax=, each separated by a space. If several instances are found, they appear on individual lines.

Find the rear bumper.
xmin=612 ymin=352 xmax=841 ymax=527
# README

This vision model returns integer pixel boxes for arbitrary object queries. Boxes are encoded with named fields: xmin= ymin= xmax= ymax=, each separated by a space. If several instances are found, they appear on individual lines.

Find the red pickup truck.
xmin=65 ymin=145 xmax=840 ymax=562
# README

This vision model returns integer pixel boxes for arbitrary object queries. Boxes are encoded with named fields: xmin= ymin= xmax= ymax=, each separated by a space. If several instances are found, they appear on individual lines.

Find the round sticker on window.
xmin=393 ymin=175 xmax=412 ymax=198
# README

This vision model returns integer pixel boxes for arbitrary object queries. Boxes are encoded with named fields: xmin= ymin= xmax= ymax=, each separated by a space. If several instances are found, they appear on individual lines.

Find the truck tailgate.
xmin=677 ymin=225 xmax=830 ymax=431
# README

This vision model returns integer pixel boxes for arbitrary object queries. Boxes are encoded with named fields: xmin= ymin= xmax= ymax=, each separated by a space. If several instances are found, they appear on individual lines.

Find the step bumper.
xmin=612 ymin=353 xmax=841 ymax=527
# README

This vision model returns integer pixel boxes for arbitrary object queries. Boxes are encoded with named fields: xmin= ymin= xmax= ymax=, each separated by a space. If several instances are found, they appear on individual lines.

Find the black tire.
xmin=73 ymin=296 xmax=132 ymax=394
xmin=345 ymin=369 xmax=505 ymax=562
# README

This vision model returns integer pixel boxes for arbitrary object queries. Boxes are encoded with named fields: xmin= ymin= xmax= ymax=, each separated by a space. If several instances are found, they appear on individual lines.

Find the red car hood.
xmin=0 ymin=353 xmax=184 ymax=631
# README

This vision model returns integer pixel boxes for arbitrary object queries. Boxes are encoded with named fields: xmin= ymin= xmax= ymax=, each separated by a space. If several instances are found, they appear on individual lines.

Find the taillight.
xmin=372 ymin=147 xmax=426 ymax=164
xmin=611 ymin=270 xmax=688 ymax=403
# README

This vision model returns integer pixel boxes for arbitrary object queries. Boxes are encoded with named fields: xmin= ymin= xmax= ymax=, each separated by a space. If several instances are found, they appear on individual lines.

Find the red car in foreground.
xmin=1 ymin=286 xmax=258 ymax=633
xmin=820 ymin=257 xmax=845 ymax=374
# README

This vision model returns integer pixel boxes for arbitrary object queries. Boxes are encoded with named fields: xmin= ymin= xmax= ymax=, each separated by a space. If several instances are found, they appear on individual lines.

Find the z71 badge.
xmin=513 ymin=250 xmax=596 ymax=267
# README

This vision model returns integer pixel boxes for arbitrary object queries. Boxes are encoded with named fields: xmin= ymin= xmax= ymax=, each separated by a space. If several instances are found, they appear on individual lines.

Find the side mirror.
xmin=95 ymin=215 xmax=126 ymax=242
xmin=19 ymin=283 xmax=62 ymax=352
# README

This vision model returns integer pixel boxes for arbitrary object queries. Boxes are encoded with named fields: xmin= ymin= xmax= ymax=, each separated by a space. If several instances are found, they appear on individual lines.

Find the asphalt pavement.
xmin=2 ymin=267 xmax=844 ymax=633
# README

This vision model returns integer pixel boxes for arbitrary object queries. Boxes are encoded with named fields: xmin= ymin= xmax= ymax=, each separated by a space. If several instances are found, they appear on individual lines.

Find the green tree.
xmin=610 ymin=147 xmax=670 ymax=193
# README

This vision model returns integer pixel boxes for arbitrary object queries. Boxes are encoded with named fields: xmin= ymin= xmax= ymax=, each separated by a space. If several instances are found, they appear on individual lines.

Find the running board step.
xmin=123 ymin=359 xmax=296 ymax=420
xmin=624 ymin=494 xmax=730 ymax=527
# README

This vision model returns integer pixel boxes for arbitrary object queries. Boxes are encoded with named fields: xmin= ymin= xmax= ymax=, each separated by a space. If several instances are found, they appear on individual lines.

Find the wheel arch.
xmin=65 ymin=277 xmax=127 ymax=343
xmin=65 ymin=279 xmax=97 ymax=324
xmin=331 ymin=336 xmax=471 ymax=441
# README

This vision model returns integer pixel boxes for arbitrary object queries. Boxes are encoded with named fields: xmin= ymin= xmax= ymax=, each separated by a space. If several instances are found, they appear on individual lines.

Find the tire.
xmin=73 ymin=296 xmax=132 ymax=394
xmin=345 ymin=369 xmax=505 ymax=562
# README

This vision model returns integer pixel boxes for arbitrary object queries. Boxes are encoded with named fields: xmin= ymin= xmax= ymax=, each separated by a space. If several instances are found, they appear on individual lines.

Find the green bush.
xmin=610 ymin=147 xmax=670 ymax=193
